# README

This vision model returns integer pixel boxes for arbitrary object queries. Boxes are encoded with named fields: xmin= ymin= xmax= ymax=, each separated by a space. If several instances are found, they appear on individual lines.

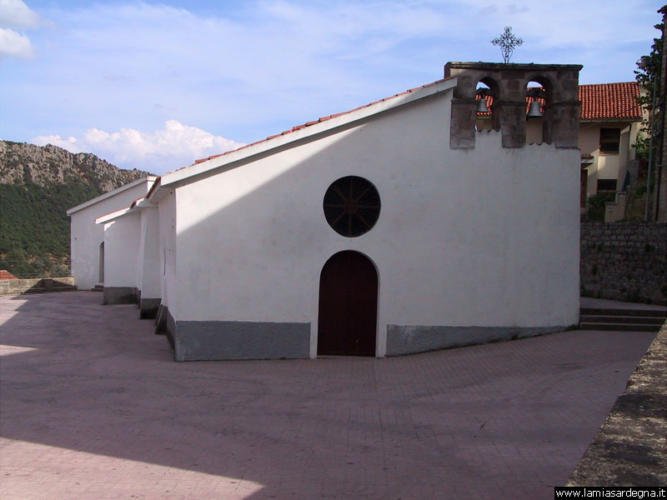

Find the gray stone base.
xmin=103 ymin=287 xmax=137 ymax=305
xmin=154 ymin=305 xmax=175 ymax=353
xmin=139 ymin=298 xmax=160 ymax=319
xmin=154 ymin=304 xmax=167 ymax=334
xmin=386 ymin=324 xmax=569 ymax=356
xmin=168 ymin=318 xmax=310 ymax=361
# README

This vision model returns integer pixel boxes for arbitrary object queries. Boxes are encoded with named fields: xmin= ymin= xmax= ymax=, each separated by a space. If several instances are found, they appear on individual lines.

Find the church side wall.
xmin=158 ymin=190 xmax=177 ymax=316
xmin=170 ymin=91 xmax=579 ymax=360
xmin=138 ymin=207 xmax=161 ymax=317
xmin=70 ymin=182 xmax=151 ymax=290
xmin=102 ymin=212 xmax=141 ymax=304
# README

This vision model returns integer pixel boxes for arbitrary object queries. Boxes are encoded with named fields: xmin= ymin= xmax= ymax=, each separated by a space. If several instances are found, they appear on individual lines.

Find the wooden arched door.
xmin=317 ymin=251 xmax=377 ymax=356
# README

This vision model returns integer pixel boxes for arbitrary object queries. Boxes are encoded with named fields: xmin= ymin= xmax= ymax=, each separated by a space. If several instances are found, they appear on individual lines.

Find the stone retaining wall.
xmin=0 ymin=277 xmax=76 ymax=296
xmin=581 ymin=222 xmax=667 ymax=305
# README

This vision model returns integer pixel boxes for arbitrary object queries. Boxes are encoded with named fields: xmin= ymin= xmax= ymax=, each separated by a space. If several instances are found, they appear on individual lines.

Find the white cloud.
xmin=32 ymin=134 xmax=79 ymax=151
xmin=33 ymin=120 xmax=244 ymax=174
xmin=6 ymin=1 xmax=461 ymax=141
xmin=0 ymin=0 xmax=37 ymax=59
xmin=0 ymin=0 xmax=38 ymax=28
xmin=0 ymin=27 xmax=31 ymax=57
xmin=4 ymin=1 xmax=659 ymax=150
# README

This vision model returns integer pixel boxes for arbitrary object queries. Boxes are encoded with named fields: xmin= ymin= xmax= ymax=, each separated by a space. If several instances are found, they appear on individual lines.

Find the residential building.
xmin=578 ymin=82 xmax=644 ymax=203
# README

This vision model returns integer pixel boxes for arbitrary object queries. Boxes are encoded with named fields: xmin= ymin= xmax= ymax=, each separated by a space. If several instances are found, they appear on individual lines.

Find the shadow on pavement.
xmin=0 ymin=292 xmax=658 ymax=498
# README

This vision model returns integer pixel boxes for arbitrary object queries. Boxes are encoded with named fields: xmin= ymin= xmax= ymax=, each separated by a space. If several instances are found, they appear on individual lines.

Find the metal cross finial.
xmin=492 ymin=26 xmax=523 ymax=64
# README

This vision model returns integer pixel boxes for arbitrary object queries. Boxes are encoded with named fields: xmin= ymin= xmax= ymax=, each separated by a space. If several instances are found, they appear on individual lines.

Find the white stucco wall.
xmin=138 ymin=207 xmax=161 ymax=299
xmin=579 ymin=123 xmax=600 ymax=155
xmin=103 ymin=212 xmax=141 ymax=289
xmin=596 ymin=154 xmax=621 ymax=180
xmin=158 ymin=190 xmax=177 ymax=313
xmin=169 ymin=90 xmax=579 ymax=357
xmin=69 ymin=179 xmax=154 ymax=290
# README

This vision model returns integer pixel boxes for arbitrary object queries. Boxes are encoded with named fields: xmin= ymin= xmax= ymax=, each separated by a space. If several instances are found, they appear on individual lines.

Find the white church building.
xmin=67 ymin=177 xmax=156 ymax=291
xmin=70 ymin=62 xmax=583 ymax=361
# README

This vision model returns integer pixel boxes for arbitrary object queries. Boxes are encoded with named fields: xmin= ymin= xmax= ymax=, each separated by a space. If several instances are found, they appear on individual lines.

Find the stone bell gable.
xmin=445 ymin=62 xmax=582 ymax=150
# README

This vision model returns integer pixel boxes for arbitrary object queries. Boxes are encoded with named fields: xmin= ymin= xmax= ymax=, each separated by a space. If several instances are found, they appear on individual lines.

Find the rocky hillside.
xmin=0 ymin=140 xmax=152 ymax=278
xmin=0 ymin=140 xmax=148 ymax=191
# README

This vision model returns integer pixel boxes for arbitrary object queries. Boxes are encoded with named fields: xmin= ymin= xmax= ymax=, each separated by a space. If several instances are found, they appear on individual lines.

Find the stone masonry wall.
xmin=0 ymin=277 xmax=76 ymax=296
xmin=581 ymin=223 xmax=667 ymax=305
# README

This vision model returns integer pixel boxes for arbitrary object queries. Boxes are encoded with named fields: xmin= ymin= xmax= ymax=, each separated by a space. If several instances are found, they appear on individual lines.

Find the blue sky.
xmin=0 ymin=0 xmax=663 ymax=174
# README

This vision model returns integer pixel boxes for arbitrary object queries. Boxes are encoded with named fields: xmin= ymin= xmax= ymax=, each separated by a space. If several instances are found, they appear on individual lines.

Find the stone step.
xmin=578 ymin=322 xmax=662 ymax=332
xmin=579 ymin=306 xmax=666 ymax=332
xmin=580 ymin=315 xmax=665 ymax=325
xmin=580 ymin=307 xmax=667 ymax=319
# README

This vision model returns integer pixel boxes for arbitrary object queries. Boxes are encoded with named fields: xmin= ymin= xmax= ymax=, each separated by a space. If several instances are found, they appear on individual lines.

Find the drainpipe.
xmin=645 ymin=77 xmax=658 ymax=222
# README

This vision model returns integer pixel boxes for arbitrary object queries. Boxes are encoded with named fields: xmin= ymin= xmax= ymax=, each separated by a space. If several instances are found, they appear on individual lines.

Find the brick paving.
xmin=0 ymin=292 xmax=657 ymax=499
xmin=569 ymin=321 xmax=667 ymax=486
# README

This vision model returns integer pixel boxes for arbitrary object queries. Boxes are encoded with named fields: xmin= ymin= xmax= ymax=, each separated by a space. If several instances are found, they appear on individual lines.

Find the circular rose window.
xmin=323 ymin=176 xmax=381 ymax=237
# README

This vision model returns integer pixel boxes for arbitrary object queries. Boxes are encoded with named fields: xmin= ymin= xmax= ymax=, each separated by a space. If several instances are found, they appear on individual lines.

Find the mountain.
xmin=0 ymin=140 xmax=151 ymax=278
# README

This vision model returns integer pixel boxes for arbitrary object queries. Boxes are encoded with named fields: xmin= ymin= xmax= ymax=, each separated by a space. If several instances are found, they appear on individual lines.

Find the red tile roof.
xmin=579 ymin=82 xmax=642 ymax=121
xmin=0 ymin=270 xmax=17 ymax=280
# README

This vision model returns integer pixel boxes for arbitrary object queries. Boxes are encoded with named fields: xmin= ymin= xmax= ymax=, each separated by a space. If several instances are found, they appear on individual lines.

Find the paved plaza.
xmin=0 ymin=292 xmax=657 ymax=499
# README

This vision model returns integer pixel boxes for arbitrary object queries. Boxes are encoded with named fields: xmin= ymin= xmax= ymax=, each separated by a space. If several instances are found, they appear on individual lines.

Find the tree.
xmin=634 ymin=15 xmax=664 ymax=221
xmin=635 ymin=21 xmax=663 ymax=113
xmin=634 ymin=18 xmax=663 ymax=160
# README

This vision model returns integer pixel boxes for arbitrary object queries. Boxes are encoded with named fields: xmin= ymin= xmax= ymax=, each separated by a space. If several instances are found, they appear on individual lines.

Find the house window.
xmin=599 ymin=128 xmax=620 ymax=154
xmin=323 ymin=176 xmax=380 ymax=237
xmin=597 ymin=179 xmax=617 ymax=192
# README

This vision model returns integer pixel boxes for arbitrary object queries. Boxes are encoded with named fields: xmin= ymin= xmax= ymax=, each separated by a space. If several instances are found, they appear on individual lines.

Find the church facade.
xmin=79 ymin=62 xmax=583 ymax=360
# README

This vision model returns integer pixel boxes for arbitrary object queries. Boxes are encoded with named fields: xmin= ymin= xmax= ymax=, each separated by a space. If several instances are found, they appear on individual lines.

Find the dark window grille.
xmin=597 ymin=179 xmax=617 ymax=192
xmin=323 ymin=176 xmax=380 ymax=237
xmin=599 ymin=128 xmax=620 ymax=154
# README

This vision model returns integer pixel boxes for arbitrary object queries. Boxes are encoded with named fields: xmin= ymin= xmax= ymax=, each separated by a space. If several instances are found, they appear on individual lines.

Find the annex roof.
xmin=94 ymin=197 xmax=156 ymax=224
xmin=67 ymin=176 xmax=157 ymax=216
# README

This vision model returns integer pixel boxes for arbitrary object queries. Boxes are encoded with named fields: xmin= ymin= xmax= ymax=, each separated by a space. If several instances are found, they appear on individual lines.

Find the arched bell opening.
xmin=525 ymin=76 xmax=553 ymax=144
xmin=475 ymin=77 xmax=500 ymax=132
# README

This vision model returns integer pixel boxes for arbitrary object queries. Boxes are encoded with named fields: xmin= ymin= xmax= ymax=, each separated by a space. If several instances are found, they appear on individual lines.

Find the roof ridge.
xmin=579 ymin=81 xmax=638 ymax=86
xmin=189 ymin=77 xmax=449 ymax=168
